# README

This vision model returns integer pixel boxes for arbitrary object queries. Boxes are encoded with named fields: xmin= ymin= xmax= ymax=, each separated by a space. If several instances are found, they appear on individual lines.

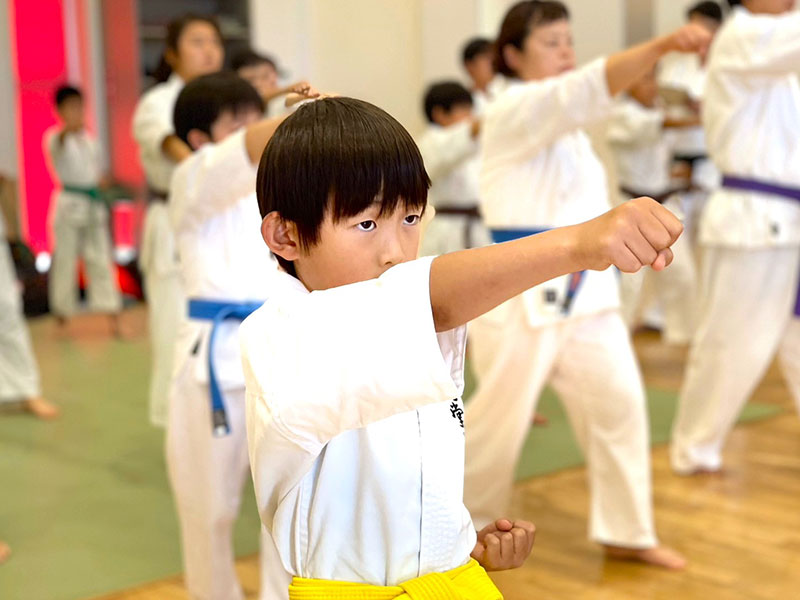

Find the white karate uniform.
xmin=241 ymin=256 xmax=475 ymax=587
xmin=671 ymin=7 xmax=800 ymax=474
xmin=464 ymin=58 xmax=657 ymax=549
xmin=417 ymin=121 xmax=491 ymax=256
xmin=132 ymin=73 xmax=185 ymax=427
xmin=44 ymin=129 xmax=121 ymax=318
xmin=167 ymin=129 xmax=283 ymax=600
xmin=607 ymin=96 xmax=697 ymax=344
xmin=0 ymin=212 xmax=41 ymax=403
xmin=471 ymin=75 xmax=504 ymax=117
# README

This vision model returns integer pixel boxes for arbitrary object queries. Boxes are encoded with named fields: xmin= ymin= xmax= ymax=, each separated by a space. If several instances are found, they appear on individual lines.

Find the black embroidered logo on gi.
xmin=450 ymin=400 xmax=464 ymax=428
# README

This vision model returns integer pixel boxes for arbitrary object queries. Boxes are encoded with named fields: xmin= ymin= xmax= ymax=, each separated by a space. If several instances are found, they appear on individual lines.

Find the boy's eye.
xmin=357 ymin=220 xmax=377 ymax=232
xmin=404 ymin=215 xmax=421 ymax=226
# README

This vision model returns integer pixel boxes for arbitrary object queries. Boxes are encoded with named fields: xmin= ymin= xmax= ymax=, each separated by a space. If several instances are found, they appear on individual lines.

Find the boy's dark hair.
xmin=462 ymin=37 xmax=493 ymax=64
xmin=256 ymin=97 xmax=430 ymax=274
xmin=173 ymin=72 xmax=264 ymax=144
xmin=54 ymin=85 xmax=82 ymax=108
xmin=153 ymin=14 xmax=223 ymax=83
xmin=726 ymin=0 xmax=742 ymax=7
xmin=231 ymin=48 xmax=277 ymax=72
xmin=494 ymin=1 xmax=570 ymax=78
xmin=688 ymin=1 xmax=723 ymax=21
xmin=423 ymin=82 xmax=474 ymax=123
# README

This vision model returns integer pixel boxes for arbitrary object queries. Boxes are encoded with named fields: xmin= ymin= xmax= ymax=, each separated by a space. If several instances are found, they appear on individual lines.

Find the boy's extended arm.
xmin=430 ymin=197 xmax=682 ymax=332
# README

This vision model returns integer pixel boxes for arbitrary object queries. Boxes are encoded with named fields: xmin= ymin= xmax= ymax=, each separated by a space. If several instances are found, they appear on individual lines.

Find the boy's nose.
xmin=379 ymin=235 xmax=405 ymax=267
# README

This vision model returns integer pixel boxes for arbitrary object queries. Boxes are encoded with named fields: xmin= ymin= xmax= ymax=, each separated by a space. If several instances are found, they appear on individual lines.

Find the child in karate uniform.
xmin=607 ymin=68 xmax=698 ymax=343
xmin=132 ymin=14 xmax=223 ymax=427
xmin=671 ymin=0 xmax=800 ymax=475
xmin=462 ymin=0 xmax=709 ymax=569
xmin=231 ymin=49 xmax=309 ymax=117
xmin=418 ymin=82 xmax=491 ymax=257
xmin=167 ymin=73 xmax=312 ymax=600
xmin=462 ymin=38 xmax=502 ymax=116
xmin=240 ymin=96 xmax=683 ymax=598
xmin=45 ymin=85 xmax=122 ymax=333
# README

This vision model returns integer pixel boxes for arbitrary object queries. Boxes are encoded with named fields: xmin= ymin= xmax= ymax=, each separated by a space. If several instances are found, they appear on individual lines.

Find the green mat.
xmin=0 ymin=316 xmax=783 ymax=600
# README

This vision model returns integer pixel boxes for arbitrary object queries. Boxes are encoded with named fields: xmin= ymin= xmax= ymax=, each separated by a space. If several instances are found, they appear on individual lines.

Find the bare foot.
xmin=25 ymin=396 xmax=61 ymax=420
xmin=0 ymin=541 xmax=10 ymax=564
xmin=109 ymin=313 xmax=133 ymax=339
xmin=532 ymin=412 xmax=548 ymax=426
xmin=604 ymin=544 xmax=687 ymax=570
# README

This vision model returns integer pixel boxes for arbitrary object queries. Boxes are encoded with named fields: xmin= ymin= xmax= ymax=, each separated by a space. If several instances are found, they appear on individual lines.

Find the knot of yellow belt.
xmin=288 ymin=559 xmax=503 ymax=600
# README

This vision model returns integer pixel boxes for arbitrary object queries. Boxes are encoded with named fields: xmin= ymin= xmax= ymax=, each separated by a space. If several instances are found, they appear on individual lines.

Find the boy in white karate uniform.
xmin=462 ymin=38 xmax=503 ymax=116
xmin=418 ymin=82 xmax=491 ymax=257
xmin=240 ymin=96 xmax=683 ymax=598
xmin=607 ymin=68 xmax=698 ymax=343
xmin=167 ymin=73 xmax=307 ymax=600
xmin=45 ymin=85 xmax=122 ymax=333
xmin=671 ymin=0 xmax=800 ymax=475
xmin=462 ymin=1 xmax=709 ymax=569
xmin=132 ymin=14 xmax=223 ymax=427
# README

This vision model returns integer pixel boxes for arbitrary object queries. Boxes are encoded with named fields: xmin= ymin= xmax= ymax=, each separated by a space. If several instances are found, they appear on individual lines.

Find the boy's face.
xmin=505 ymin=19 xmax=575 ymax=81
xmin=431 ymin=102 xmax=473 ymax=127
xmin=238 ymin=63 xmax=279 ymax=100
xmin=57 ymin=97 xmax=84 ymax=131
xmin=689 ymin=14 xmax=721 ymax=36
xmin=465 ymin=52 xmax=495 ymax=89
xmin=290 ymin=202 xmax=424 ymax=291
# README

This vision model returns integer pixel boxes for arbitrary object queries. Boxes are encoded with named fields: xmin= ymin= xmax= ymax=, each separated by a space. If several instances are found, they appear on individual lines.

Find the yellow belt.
xmin=288 ymin=559 xmax=502 ymax=600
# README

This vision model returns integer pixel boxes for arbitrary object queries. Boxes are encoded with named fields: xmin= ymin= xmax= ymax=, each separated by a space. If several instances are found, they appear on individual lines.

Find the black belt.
xmin=619 ymin=186 xmax=689 ymax=205
xmin=434 ymin=204 xmax=482 ymax=248
xmin=673 ymin=153 xmax=708 ymax=165
xmin=148 ymin=188 xmax=168 ymax=203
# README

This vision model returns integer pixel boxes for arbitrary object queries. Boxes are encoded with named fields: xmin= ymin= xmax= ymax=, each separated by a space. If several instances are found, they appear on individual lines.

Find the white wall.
xmin=249 ymin=0 xmax=628 ymax=136
xmin=0 ymin=0 xmax=19 ymax=177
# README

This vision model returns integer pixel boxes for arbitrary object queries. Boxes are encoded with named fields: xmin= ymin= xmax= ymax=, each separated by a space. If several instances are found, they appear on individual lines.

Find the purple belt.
xmin=722 ymin=175 xmax=800 ymax=316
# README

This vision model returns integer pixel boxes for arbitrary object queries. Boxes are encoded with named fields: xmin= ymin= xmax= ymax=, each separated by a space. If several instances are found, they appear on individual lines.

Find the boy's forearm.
xmin=429 ymin=227 xmax=582 ymax=332
xmin=605 ymin=36 xmax=671 ymax=97
xmin=161 ymin=134 xmax=192 ymax=163
xmin=245 ymin=115 xmax=288 ymax=164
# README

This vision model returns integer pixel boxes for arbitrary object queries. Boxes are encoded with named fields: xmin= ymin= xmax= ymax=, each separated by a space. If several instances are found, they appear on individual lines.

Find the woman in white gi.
xmin=418 ymin=81 xmax=491 ymax=257
xmin=46 ymin=85 xmax=122 ymax=333
xmin=607 ymin=68 xmax=698 ymax=344
xmin=132 ymin=14 xmax=223 ymax=427
xmin=0 ymin=210 xmax=58 ymax=419
xmin=671 ymin=0 xmax=800 ymax=475
xmin=463 ymin=0 xmax=709 ymax=569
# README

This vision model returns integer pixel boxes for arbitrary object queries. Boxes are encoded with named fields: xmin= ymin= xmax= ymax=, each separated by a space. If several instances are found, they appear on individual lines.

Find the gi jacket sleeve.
xmin=240 ymin=257 xmax=464 ymax=525
xmin=606 ymin=100 xmax=664 ymax=146
xmin=132 ymin=89 xmax=174 ymax=159
xmin=417 ymin=122 xmax=479 ymax=183
xmin=718 ymin=10 xmax=800 ymax=75
xmin=482 ymin=57 xmax=613 ymax=166
xmin=168 ymin=129 xmax=257 ymax=231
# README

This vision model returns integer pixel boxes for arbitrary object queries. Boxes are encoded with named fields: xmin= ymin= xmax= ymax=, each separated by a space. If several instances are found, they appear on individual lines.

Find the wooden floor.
xmin=93 ymin=332 xmax=800 ymax=600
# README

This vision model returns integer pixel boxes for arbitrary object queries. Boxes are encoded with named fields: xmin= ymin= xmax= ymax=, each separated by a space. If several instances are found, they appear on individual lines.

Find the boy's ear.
xmin=431 ymin=105 xmax=448 ymax=127
xmin=186 ymin=129 xmax=211 ymax=151
xmin=261 ymin=212 xmax=301 ymax=261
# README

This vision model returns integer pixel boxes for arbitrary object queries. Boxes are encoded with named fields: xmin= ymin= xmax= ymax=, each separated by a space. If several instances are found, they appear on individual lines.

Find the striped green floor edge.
xmin=0 ymin=316 xmax=783 ymax=600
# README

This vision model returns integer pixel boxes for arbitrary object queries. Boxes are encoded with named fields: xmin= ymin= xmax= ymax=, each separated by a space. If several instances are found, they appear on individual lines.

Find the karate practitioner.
xmin=0 ymin=211 xmax=58 ymax=419
xmin=45 ymin=85 xmax=122 ymax=334
xmin=418 ymin=81 xmax=491 ymax=257
xmin=671 ymin=0 xmax=800 ymax=475
xmin=607 ymin=68 xmax=698 ymax=343
xmin=462 ymin=37 xmax=502 ymax=115
xmin=463 ymin=0 xmax=709 ymax=568
xmin=132 ymin=14 xmax=223 ymax=427
xmin=168 ymin=73 xmax=318 ymax=600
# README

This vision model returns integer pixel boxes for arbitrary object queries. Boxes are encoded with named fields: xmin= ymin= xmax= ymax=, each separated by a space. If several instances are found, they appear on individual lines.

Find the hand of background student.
xmin=471 ymin=519 xmax=536 ymax=571
xmin=284 ymin=83 xmax=325 ymax=108
xmin=576 ymin=196 xmax=683 ymax=274
xmin=666 ymin=23 xmax=712 ymax=58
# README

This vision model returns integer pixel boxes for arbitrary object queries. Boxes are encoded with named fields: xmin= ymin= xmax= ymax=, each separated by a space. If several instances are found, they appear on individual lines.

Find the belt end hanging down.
xmin=212 ymin=408 xmax=231 ymax=437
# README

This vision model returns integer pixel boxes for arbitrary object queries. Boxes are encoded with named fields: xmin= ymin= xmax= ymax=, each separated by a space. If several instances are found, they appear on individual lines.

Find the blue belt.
xmin=490 ymin=228 xmax=585 ymax=315
xmin=188 ymin=298 xmax=264 ymax=436
xmin=722 ymin=176 xmax=800 ymax=316
xmin=721 ymin=175 xmax=800 ymax=203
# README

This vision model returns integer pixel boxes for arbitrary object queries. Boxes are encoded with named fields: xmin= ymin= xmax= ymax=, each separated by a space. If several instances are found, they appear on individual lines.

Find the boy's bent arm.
xmin=430 ymin=197 xmax=683 ymax=332
xmin=244 ymin=115 xmax=289 ymax=164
